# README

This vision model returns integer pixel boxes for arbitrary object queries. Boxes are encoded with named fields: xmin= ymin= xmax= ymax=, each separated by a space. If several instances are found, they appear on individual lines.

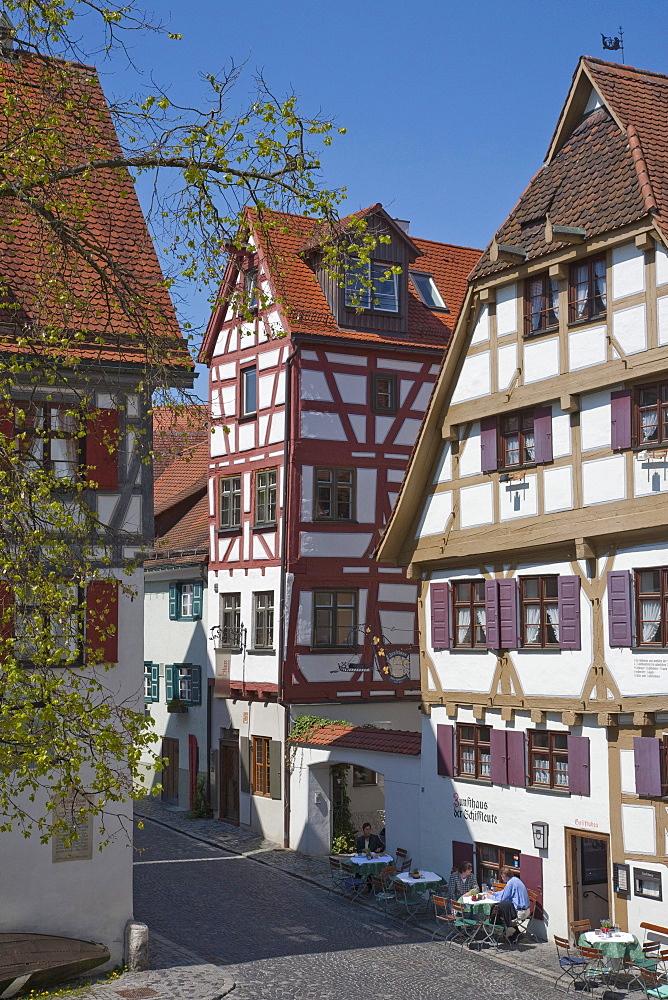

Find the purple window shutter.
xmin=452 ymin=840 xmax=474 ymax=871
xmin=558 ymin=576 xmax=581 ymax=650
xmin=611 ymin=389 xmax=632 ymax=451
xmin=634 ymin=736 xmax=662 ymax=797
xmin=607 ymin=571 xmax=633 ymax=648
xmin=499 ymin=579 xmax=519 ymax=648
xmin=506 ymin=730 xmax=527 ymax=787
xmin=436 ymin=724 xmax=455 ymax=777
xmin=533 ymin=405 xmax=553 ymax=463
xmin=519 ymin=854 xmax=544 ymax=920
xmin=567 ymin=735 xmax=590 ymax=796
xmin=485 ymin=580 xmax=500 ymax=648
xmin=431 ymin=582 xmax=452 ymax=650
xmin=490 ymin=729 xmax=508 ymax=785
xmin=480 ymin=416 xmax=498 ymax=473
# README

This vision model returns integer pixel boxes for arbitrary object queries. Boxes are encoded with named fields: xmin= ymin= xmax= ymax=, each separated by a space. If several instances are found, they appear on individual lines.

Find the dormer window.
xmin=524 ymin=274 xmax=559 ymax=336
xmin=344 ymin=259 xmax=399 ymax=313
xmin=410 ymin=271 xmax=448 ymax=311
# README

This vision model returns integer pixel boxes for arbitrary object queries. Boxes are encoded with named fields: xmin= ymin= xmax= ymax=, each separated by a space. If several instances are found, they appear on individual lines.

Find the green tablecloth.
xmin=579 ymin=931 xmax=643 ymax=962
xmin=459 ymin=894 xmax=495 ymax=916
xmin=394 ymin=871 xmax=444 ymax=899
xmin=344 ymin=854 xmax=394 ymax=877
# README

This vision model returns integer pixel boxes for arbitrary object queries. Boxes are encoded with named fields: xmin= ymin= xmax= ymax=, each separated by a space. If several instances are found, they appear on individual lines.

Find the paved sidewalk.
xmin=134 ymin=798 xmax=557 ymax=982
xmin=86 ymin=965 xmax=234 ymax=1000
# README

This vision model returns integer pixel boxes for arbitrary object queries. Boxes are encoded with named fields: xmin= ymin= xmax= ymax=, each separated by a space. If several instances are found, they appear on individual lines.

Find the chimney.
xmin=393 ymin=219 xmax=410 ymax=235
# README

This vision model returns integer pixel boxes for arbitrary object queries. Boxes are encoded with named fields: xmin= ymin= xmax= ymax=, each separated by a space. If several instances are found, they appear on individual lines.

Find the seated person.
xmin=491 ymin=866 xmax=530 ymax=941
xmin=355 ymin=823 xmax=384 ymax=853
xmin=445 ymin=860 xmax=477 ymax=904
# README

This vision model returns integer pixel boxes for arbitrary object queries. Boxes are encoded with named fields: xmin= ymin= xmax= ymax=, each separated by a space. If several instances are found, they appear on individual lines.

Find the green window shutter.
xmin=269 ymin=739 xmax=282 ymax=800
xmin=165 ymin=664 xmax=174 ymax=701
xmin=190 ymin=665 xmax=201 ymax=705
xmin=168 ymin=583 xmax=179 ymax=620
xmin=192 ymin=581 xmax=203 ymax=620
xmin=239 ymin=736 xmax=250 ymax=794
xmin=151 ymin=663 xmax=159 ymax=702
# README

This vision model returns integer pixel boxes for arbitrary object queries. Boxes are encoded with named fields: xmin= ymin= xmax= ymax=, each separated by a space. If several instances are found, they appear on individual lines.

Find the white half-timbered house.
xmin=379 ymin=57 xmax=668 ymax=942
xmin=199 ymin=206 xmax=479 ymax=848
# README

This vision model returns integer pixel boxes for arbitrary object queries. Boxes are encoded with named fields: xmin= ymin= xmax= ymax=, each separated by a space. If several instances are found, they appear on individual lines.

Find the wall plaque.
xmin=52 ymin=791 xmax=94 ymax=863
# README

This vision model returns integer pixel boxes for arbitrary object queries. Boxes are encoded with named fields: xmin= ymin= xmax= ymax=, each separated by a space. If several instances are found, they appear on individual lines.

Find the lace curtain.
xmin=641 ymin=600 xmax=661 ymax=642
xmin=457 ymin=608 xmax=471 ymax=645
xmin=546 ymin=605 xmax=560 ymax=643
xmin=641 ymin=408 xmax=658 ymax=442
xmin=525 ymin=605 xmax=540 ymax=644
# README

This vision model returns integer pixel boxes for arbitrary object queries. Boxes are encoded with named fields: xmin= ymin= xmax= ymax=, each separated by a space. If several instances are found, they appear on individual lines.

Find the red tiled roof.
xmin=201 ymin=208 xmax=480 ymax=359
xmin=0 ymin=51 xmax=190 ymax=369
xmin=154 ymin=438 xmax=209 ymax=516
xmin=472 ymin=56 xmax=668 ymax=280
xmin=153 ymin=404 xmax=209 ymax=480
xmin=297 ymin=724 xmax=421 ymax=756
xmin=152 ymin=491 xmax=209 ymax=556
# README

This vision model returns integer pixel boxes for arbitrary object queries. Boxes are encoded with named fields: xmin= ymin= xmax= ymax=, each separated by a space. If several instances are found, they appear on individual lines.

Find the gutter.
xmin=279 ymin=346 xmax=297 ymax=849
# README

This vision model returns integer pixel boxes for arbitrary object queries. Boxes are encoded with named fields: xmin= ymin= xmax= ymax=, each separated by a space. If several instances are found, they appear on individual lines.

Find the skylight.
xmin=410 ymin=271 xmax=448 ymax=311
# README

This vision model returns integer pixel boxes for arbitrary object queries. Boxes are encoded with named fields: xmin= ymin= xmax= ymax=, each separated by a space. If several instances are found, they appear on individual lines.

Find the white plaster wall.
xmin=499 ymin=474 xmax=538 ymax=522
xmin=415 ymin=490 xmax=453 ymax=538
xmin=301 ymin=465 xmax=313 ymax=521
xmin=569 ymin=324 xmax=606 ymax=370
xmin=582 ymin=454 xmax=626 ymax=505
xmin=551 ymin=405 xmax=572 ymax=458
xmin=301 ymin=370 xmax=332 ymax=401
xmin=658 ymin=295 xmax=668 ymax=346
xmin=460 ymin=482 xmax=494 ymax=529
xmin=238 ymin=422 xmax=256 ymax=452
xmin=300 ymin=532 xmax=372 ymax=558
xmin=471 ymin=304 xmax=490 ymax=344
xmin=495 ymin=283 xmax=517 ymax=336
xmin=656 ymin=244 xmax=668 ymax=286
xmin=634 ymin=455 xmax=668 ymax=497
xmin=580 ymin=390 xmax=611 ymax=452
xmin=624 ymin=861 xmax=668 ymax=941
xmin=211 ymin=566 xmax=281 ymax=686
xmin=334 ymin=372 xmax=366 ymax=405
xmin=604 ymin=542 xmax=668 ymax=696
xmin=459 ymin=422 xmax=481 ymax=478
xmin=410 ymin=382 xmax=434 ymax=412
xmin=394 ymin=418 xmax=421 ymax=447
xmin=497 ymin=342 xmax=517 ymax=392
xmin=451 ymin=352 xmax=490 ymax=404
xmin=356 ymin=469 xmax=377 ymax=522
xmin=613 ymin=303 xmax=646 ymax=355
xmin=301 ymin=411 xmax=347 ymax=441
xmin=612 ymin=242 xmax=645 ymax=299
xmin=433 ymin=442 xmax=452 ymax=484
xmin=543 ymin=465 xmax=573 ymax=513
xmin=524 ymin=337 xmax=559 ymax=383
xmin=1 ymin=571 xmax=145 ymax=966
xmin=420 ymin=707 xmax=610 ymax=941
xmin=258 ymin=348 xmax=280 ymax=370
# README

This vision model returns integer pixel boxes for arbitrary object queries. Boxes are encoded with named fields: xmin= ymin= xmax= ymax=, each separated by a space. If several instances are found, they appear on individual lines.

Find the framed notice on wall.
xmin=52 ymin=791 xmax=94 ymax=863
xmin=613 ymin=862 xmax=630 ymax=894
xmin=634 ymin=867 xmax=662 ymax=901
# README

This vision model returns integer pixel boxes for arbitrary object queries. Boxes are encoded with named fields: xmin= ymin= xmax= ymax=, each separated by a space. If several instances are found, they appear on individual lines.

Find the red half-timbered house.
xmin=199 ymin=205 xmax=479 ymax=845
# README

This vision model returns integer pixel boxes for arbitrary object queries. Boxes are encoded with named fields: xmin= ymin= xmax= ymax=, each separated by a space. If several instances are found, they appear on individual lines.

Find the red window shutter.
xmin=519 ymin=853 xmax=543 ymax=920
xmin=480 ymin=416 xmax=498 ymax=473
xmin=611 ymin=389 xmax=632 ymax=451
xmin=533 ymin=405 xmax=553 ymax=463
xmin=452 ymin=840 xmax=474 ymax=871
xmin=607 ymin=571 xmax=633 ymax=648
xmin=85 ymin=409 xmax=119 ymax=490
xmin=86 ymin=580 xmax=119 ymax=663
xmin=430 ymin=582 xmax=452 ymax=649
xmin=567 ymin=735 xmax=590 ymax=795
xmin=485 ymin=580 xmax=500 ymax=648
xmin=506 ymin=730 xmax=527 ymax=787
xmin=436 ymin=724 xmax=455 ymax=777
xmin=634 ymin=736 xmax=662 ymax=797
xmin=489 ymin=728 xmax=508 ymax=785
xmin=0 ymin=582 xmax=13 ymax=645
xmin=558 ymin=576 xmax=581 ymax=650
xmin=499 ymin=579 xmax=519 ymax=648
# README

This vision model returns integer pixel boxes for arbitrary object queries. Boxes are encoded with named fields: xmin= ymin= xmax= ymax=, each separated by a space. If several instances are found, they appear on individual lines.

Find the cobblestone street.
xmin=134 ymin=819 xmax=564 ymax=1000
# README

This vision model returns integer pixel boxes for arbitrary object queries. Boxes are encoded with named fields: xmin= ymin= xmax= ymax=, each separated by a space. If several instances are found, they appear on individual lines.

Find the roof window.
xmin=410 ymin=271 xmax=448 ymax=311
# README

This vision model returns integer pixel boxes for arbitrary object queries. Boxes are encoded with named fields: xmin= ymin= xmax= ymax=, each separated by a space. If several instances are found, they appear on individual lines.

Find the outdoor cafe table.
xmin=460 ymin=893 xmax=495 ymax=916
xmin=394 ymin=870 xmax=443 ymax=898
xmin=579 ymin=930 xmax=643 ymax=965
xmin=346 ymin=854 xmax=394 ymax=876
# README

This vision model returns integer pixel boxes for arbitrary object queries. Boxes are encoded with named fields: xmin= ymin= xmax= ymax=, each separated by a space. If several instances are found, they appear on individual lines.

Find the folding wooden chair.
xmin=370 ymin=874 xmax=396 ymax=912
xmin=393 ymin=878 xmax=428 ymax=923
xmin=339 ymin=860 xmax=366 ymax=900
xmin=553 ymin=935 xmax=588 ymax=993
xmin=569 ymin=918 xmax=591 ymax=947
xmin=395 ymin=847 xmax=408 ymax=867
xmin=432 ymin=893 xmax=462 ymax=944
xmin=400 ymin=856 xmax=413 ymax=873
xmin=328 ymin=856 xmax=346 ymax=890
xmin=639 ymin=967 xmax=668 ymax=999
xmin=515 ymin=888 xmax=539 ymax=941
xmin=449 ymin=900 xmax=480 ymax=950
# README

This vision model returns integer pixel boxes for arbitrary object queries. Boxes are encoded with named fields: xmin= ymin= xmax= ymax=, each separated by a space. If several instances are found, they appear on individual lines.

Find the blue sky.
xmin=82 ymin=0 xmax=668 ymax=396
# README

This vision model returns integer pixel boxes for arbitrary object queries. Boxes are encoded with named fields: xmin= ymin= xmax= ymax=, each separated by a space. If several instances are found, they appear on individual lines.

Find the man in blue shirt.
xmin=492 ymin=866 xmax=531 ymax=941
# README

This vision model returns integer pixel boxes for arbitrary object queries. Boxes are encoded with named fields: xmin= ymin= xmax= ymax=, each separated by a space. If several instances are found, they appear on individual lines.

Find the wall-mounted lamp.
xmin=532 ymin=821 xmax=549 ymax=850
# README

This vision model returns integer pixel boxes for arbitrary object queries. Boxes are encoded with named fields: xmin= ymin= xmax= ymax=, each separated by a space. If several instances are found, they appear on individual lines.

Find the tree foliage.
xmin=0 ymin=1 xmax=382 ymax=844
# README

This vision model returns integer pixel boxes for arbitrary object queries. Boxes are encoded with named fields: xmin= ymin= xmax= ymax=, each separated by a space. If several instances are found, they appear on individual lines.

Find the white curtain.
xmin=549 ymin=281 xmax=560 ymax=323
xmin=642 ymin=409 xmax=658 ymax=442
xmin=546 ymin=604 xmax=560 ymax=643
xmin=457 ymin=608 xmax=471 ymax=645
xmin=524 ymin=428 xmax=535 ymax=463
xmin=525 ymin=605 xmax=540 ymax=644
xmin=475 ymin=606 xmax=487 ymax=643
xmin=641 ymin=600 xmax=661 ymax=642
xmin=533 ymin=756 xmax=550 ymax=785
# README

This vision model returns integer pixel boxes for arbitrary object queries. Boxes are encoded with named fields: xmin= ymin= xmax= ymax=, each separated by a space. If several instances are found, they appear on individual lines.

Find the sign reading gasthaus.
xmin=452 ymin=792 xmax=498 ymax=824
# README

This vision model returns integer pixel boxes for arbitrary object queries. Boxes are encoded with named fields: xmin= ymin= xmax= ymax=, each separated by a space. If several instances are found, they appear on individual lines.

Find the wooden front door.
xmin=565 ymin=829 xmax=611 ymax=935
xmin=219 ymin=740 xmax=240 ymax=824
xmin=161 ymin=737 xmax=180 ymax=803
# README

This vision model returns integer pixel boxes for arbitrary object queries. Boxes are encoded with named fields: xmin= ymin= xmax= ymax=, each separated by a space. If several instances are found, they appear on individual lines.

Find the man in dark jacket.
xmin=355 ymin=823 xmax=384 ymax=853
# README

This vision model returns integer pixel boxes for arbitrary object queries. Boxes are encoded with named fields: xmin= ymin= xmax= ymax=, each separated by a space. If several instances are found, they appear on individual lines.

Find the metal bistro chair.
xmin=339 ymin=860 xmax=366 ymax=900
xmin=328 ymin=857 xmax=347 ymax=891
xmin=450 ymin=900 xmax=481 ymax=950
xmin=577 ymin=945 xmax=611 ymax=992
xmin=370 ymin=874 xmax=396 ymax=913
xmin=432 ymin=894 xmax=466 ymax=945
xmin=621 ymin=941 xmax=662 ymax=993
xmin=570 ymin=919 xmax=591 ymax=947
xmin=554 ymin=935 xmax=588 ymax=993
xmin=400 ymin=857 xmax=413 ymax=873
xmin=515 ymin=888 xmax=540 ymax=942
xmin=393 ymin=878 xmax=428 ymax=923
xmin=639 ymin=968 xmax=668 ymax=999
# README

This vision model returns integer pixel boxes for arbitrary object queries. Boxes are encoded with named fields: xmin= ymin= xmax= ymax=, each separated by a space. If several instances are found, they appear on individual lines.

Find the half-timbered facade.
xmin=0 ymin=51 xmax=189 ymax=964
xmin=199 ymin=206 xmax=479 ymax=846
xmin=379 ymin=57 xmax=668 ymax=941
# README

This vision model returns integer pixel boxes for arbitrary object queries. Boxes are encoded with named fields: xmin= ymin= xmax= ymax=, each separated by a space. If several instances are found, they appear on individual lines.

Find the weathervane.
xmin=601 ymin=26 xmax=624 ymax=64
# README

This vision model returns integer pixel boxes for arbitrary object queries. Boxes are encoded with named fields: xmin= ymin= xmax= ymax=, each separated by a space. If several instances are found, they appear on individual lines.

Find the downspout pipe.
xmin=279 ymin=346 xmax=297 ymax=848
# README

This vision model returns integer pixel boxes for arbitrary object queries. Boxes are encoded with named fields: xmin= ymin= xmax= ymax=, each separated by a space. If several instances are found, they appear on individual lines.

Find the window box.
xmin=167 ymin=697 xmax=188 ymax=714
